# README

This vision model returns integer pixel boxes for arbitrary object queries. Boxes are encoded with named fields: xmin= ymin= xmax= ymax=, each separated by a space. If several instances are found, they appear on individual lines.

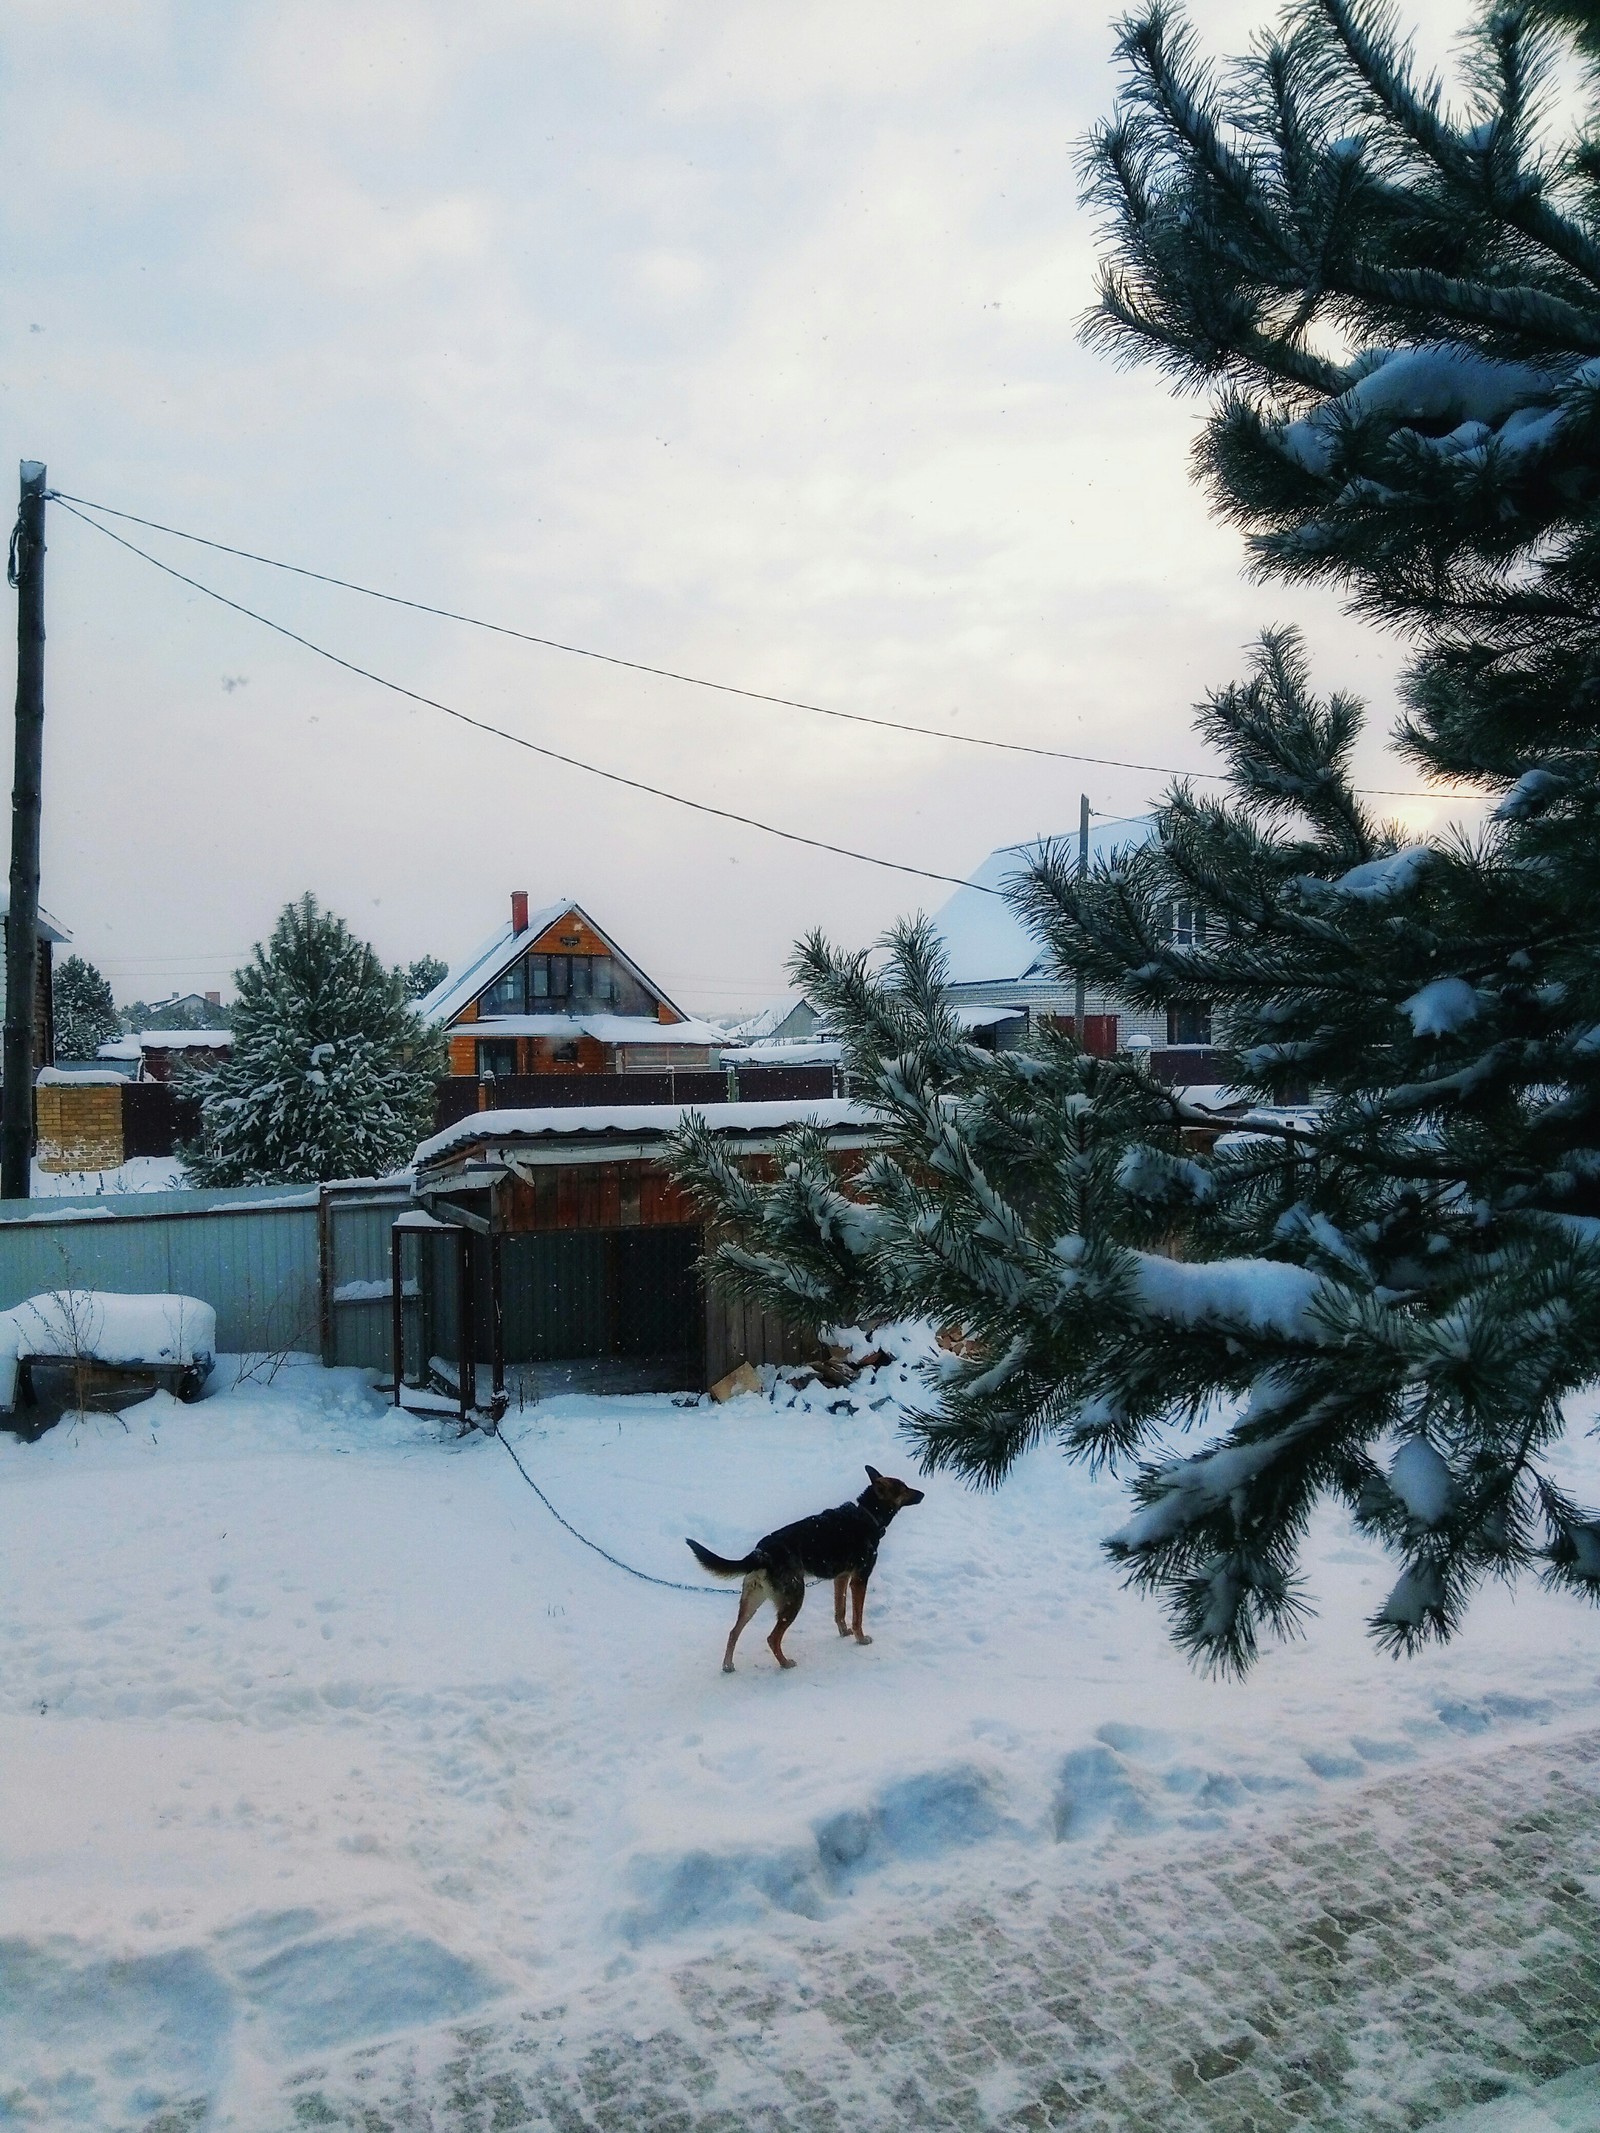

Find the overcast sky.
xmin=6 ymin=0 xmax=1472 ymax=1015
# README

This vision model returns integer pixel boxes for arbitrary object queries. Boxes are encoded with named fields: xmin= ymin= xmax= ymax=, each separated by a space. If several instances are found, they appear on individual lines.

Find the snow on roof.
xmin=418 ymin=899 xmax=571 ymax=1026
xmin=726 ymin=994 xmax=809 ymax=1041
xmin=421 ymin=898 xmax=689 ymax=1030
xmin=931 ymin=820 xmax=1156 ymax=986
xmin=0 ymin=890 xmax=70 ymax=945
xmin=97 ymin=1030 xmax=232 ymax=1059
xmin=462 ymin=1013 xmax=723 ymax=1046
xmin=415 ymin=1096 xmax=873 ymax=1167
xmin=722 ymin=1039 xmax=842 ymax=1066
xmin=950 ymin=1004 xmax=1026 ymax=1029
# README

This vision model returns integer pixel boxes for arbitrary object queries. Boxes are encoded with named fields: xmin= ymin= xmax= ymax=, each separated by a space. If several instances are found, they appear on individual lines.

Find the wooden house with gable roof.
xmin=424 ymin=892 xmax=724 ymax=1087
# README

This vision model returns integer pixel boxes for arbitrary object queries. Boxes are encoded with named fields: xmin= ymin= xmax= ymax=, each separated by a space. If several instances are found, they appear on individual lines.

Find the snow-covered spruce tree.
xmin=673 ymin=0 xmax=1600 ymax=1673
xmin=182 ymin=896 xmax=447 ymax=1187
xmin=52 ymin=956 xmax=120 ymax=1061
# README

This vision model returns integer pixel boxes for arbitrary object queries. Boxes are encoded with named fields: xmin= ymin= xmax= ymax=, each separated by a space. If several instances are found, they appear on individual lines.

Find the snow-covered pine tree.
xmin=52 ymin=956 xmax=120 ymax=1061
xmin=674 ymin=0 xmax=1600 ymax=1673
xmin=403 ymin=954 xmax=449 ymax=1002
xmin=182 ymin=895 xmax=447 ymax=1187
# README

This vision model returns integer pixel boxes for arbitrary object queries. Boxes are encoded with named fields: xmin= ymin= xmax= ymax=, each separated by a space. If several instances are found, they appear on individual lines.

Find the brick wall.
xmin=35 ymin=1083 xmax=124 ymax=1172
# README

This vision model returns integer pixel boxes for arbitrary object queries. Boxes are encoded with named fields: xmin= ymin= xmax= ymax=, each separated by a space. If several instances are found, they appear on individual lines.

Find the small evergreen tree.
xmin=183 ymin=895 xmax=447 ymax=1187
xmin=403 ymin=954 xmax=448 ymax=1002
xmin=53 ymin=956 xmax=121 ymax=1061
xmin=675 ymin=0 xmax=1600 ymax=1673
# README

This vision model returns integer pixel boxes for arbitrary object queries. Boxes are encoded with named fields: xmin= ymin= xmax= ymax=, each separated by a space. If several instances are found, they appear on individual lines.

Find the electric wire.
xmin=50 ymin=490 xmax=1471 ymax=803
xmin=55 ymin=499 xmax=1001 ymax=897
xmin=51 ymin=490 xmax=1227 ymax=778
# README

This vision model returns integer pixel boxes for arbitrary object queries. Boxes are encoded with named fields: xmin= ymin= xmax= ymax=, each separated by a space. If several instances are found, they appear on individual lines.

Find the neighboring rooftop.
xmin=725 ymin=994 xmax=818 ymax=1044
xmin=931 ymin=820 xmax=1156 ymax=986
xmin=0 ymin=890 xmax=70 ymax=945
xmin=98 ymin=1030 xmax=234 ymax=1060
xmin=721 ymin=1039 xmax=842 ymax=1067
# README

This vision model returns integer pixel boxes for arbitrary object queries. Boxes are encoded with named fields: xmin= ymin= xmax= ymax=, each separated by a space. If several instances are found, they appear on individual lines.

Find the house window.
xmin=483 ymin=962 xmax=526 ymax=1014
xmin=1166 ymin=1005 xmax=1213 ymax=1047
xmin=548 ymin=1038 xmax=579 ymax=1065
xmin=1169 ymin=901 xmax=1208 ymax=947
xmin=477 ymin=1039 xmax=518 ymax=1078
xmin=513 ymin=953 xmax=621 ymax=1010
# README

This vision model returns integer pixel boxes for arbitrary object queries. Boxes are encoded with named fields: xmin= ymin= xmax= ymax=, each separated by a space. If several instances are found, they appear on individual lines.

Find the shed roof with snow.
xmin=414 ymin=1095 xmax=875 ymax=1172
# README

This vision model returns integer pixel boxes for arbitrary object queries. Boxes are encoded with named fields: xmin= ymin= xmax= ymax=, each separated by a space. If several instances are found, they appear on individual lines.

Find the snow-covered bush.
xmin=182 ymin=895 xmax=446 ymax=1187
xmin=675 ymin=0 xmax=1600 ymax=1675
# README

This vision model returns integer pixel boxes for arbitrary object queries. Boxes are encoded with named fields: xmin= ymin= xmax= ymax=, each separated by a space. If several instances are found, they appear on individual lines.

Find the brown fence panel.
xmin=476 ymin=1071 xmax=734 ymax=1111
xmin=433 ymin=1078 xmax=486 ymax=1132
xmin=660 ymin=1071 xmax=732 ymax=1107
xmin=438 ymin=1065 xmax=839 ymax=1123
xmin=730 ymin=1065 xmax=838 ymax=1102
xmin=121 ymin=1081 xmax=202 ymax=1158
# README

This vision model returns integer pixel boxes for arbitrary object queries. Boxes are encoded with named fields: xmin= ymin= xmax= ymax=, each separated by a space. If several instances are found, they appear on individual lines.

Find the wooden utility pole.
xmin=1073 ymin=792 xmax=1089 ymax=1044
xmin=3 ymin=462 xmax=47 ymax=1203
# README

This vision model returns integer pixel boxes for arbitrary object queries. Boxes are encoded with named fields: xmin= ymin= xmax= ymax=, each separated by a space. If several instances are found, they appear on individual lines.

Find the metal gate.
xmin=488 ymin=1225 xmax=702 ymax=1394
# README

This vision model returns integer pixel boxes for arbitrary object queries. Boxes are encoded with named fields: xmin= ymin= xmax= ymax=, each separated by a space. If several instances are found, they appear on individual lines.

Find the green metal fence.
xmin=0 ymin=1180 xmax=410 ymax=1365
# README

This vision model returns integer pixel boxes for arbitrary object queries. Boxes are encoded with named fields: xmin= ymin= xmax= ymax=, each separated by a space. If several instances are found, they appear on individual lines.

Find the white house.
xmin=928 ymin=823 xmax=1228 ymax=1084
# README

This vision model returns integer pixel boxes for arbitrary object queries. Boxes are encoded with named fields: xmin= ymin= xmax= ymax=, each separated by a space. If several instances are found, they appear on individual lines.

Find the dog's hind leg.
xmin=833 ymin=1573 xmax=851 ymax=1637
xmin=849 ymin=1572 xmax=873 ymax=1646
xmin=723 ymin=1573 xmax=767 ymax=1674
xmin=767 ymin=1571 xmax=805 ymax=1670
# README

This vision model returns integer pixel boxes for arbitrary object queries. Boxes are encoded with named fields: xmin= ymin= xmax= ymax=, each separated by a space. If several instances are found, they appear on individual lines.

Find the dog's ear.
xmin=865 ymin=1464 xmax=885 ymax=1488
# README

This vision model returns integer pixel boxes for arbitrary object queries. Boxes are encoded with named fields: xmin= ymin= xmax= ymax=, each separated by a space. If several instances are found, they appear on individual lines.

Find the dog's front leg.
xmin=833 ymin=1573 xmax=851 ymax=1636
xmin=849 ymin=1572 xmax=873 ymax=1646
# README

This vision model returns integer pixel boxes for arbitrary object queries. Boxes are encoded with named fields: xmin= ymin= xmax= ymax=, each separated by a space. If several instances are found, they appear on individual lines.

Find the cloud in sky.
xmin=5 ymin=0 xmax=1471 ymax=1011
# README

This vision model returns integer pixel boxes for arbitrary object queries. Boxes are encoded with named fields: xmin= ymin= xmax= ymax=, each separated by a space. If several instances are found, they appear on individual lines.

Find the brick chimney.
xmin=204 ymin=991 xmax=221 ymax=1009
xmin=511 ymin=889 xmax=529 ymax=934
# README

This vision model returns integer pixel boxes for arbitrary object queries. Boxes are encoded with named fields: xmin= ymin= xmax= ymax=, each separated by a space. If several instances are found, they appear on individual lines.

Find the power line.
xmin=53 ymin=491 xmax=1470 ymax=803
xmin=56 ymin=500 xmax=1002 ymax=898
xmin=52 ymin=490 xmax=1227 ymax=778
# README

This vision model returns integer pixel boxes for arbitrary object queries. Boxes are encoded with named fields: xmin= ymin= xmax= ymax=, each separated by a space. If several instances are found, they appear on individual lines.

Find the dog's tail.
xmin=686 ymin=1537 xmax=761 ymax=1577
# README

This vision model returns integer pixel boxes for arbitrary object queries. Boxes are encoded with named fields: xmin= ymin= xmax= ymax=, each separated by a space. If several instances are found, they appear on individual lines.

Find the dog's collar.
xmin=855 ymin=1488 xmax=894 ymax=1528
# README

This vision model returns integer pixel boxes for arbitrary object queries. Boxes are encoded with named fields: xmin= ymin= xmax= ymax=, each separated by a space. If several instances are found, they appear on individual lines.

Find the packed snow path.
xmin=246 ymin=1728 xmax=1600 ymax=2130
xmin=4 ymin=1356 xmax=1600 ymax=2129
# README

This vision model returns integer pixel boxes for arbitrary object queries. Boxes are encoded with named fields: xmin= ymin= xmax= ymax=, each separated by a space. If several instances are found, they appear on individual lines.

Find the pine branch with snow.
xmin=676 ymin=0 xmax=1600 ymax=1677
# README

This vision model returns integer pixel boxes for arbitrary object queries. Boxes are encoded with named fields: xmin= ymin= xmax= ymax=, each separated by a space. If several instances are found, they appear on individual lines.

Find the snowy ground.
xmin=4 ymin=1348 xmax=1600 ymax=2128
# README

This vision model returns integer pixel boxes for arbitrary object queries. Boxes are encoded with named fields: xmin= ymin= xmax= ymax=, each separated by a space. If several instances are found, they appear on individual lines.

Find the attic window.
xmin=483 ymin=964 xmax=524 ymax=1014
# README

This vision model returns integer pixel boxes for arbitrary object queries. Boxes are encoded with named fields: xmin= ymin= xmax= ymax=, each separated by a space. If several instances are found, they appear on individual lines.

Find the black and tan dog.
xmin=687 ymin=1466 xmax=925 ymax=1672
